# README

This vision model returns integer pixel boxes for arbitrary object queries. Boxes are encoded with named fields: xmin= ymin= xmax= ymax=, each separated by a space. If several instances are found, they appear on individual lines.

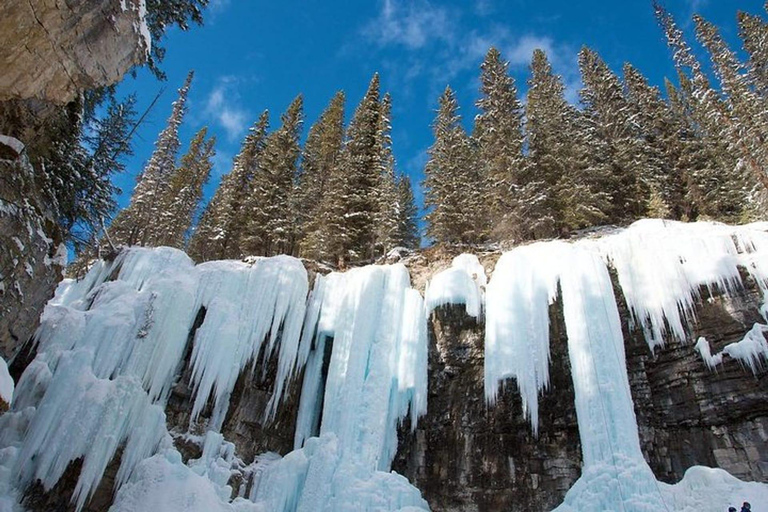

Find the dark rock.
xmin=393 ymin=302 xmax=582 ymax=512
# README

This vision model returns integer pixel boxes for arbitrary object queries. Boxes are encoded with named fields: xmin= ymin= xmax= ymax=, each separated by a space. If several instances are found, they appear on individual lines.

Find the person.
xmin=730 ymin=508 xmax=737 ymax=512
xmin=741 ymin=502 xmax=751 ymax=512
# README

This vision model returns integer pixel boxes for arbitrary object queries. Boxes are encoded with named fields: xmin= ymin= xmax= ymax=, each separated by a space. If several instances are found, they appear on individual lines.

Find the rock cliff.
xmin=4 ymin=226 xmax=768 ymax=511
xmin=0 ymin=0 xmax=149 ymax=104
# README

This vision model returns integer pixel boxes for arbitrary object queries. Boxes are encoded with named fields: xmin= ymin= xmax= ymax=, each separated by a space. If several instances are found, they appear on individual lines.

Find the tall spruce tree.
xmin=578 ymin=47 xmax=650 ymax=223
xmin=157 ymin=127 xmax=215 ymax=248
xmin=424 ymin=86 xmax=481 ymax=245
xmin=242 ymin=95 xmax=304 ymax=257
xmin=623 ymin=63 xmax=691 ymax=220
xmin=332 ymin=74 xmax=384 ymax=265
xmin=522 ymin=49 xmax=572 ymax=237
xmin=374 ymin=92 xmax=401 ymax=255
xmin=188 ymin=111 xmax=269 ymax=261
xmin=695 ymin=14 xmax=768 ymax=204
xmin=111 ymin=71 xmax=194 ymax=246
xmin=296 ymin=92 xmax=345 ymax=259
xmin=655 ymin=3 xmax=747 ymax=221
xmin=396 ymin=174 xmax=420 ymax=249
xmin=474 ymin=47 xmax=524 ymax=241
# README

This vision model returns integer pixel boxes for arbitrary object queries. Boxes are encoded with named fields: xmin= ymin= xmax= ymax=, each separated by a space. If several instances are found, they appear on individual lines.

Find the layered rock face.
xmin=0 ymin=144 xmax=65 ymax=361
xmin=627 ymin=273 xmax=768 ymax=484
xmin=393 ymin=303 xmax=582 ymax=512
xmin=0 ymin=0 xmax=149 ymax=360
xmin=393 ymin=261 xmax=768 ymax=512
xmin=0 ymin=0 xmax=149 ymax=104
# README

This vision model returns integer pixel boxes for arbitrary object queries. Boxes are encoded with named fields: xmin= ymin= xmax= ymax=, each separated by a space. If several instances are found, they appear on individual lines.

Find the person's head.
xmin=743 ymin=503 xmax=751 ymax=510
xmin=730 ymin=507 xmax=737 ymax=512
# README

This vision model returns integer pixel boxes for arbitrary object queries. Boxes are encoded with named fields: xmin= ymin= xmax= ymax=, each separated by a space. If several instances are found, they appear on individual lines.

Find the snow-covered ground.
xmin=0 ymin=219 xmax=767 ymax=511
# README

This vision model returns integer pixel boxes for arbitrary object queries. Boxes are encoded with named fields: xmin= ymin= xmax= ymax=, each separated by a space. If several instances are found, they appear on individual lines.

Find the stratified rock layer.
xmin=0 ymin=0 xmax=148 ymax=104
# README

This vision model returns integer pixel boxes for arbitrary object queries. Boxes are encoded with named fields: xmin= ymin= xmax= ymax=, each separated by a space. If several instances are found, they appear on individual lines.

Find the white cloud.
xmin=362 ymin=0 xmax=455 ymax=49
xmin=204 ymin=77 xmax=248 ymax=142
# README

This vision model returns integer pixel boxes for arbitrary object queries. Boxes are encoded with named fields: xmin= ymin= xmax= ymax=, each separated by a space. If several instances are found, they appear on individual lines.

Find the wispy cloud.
xmin=362 ymin=0 xmax=456 ymax=49
xmin=204 ymin=77 xmax=249 ymax=142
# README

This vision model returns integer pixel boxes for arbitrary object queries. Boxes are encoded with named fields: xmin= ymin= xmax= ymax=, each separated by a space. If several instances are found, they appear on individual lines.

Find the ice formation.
xmin=588 ymin=219 xmax=768 ymax=350
xmin=2 ymin=219 xmax=768 ymax=511
xmin=483 ymin=220 xmax=768 ymax=510
xmin=254 ymin=264 xmax=429 ymax=511
xmin=0 ymin=357 xmax=13 ymax=406
xmin=425 ymin=254 xmax=486 ymax=318
xmin=695 ymin=323 xmax=768 ymax=374
xmin=0 ymin=247 xmax=309 ymax=511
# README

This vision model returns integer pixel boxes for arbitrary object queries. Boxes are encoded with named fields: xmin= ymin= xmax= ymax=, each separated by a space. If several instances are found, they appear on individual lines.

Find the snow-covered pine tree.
xmin=111 ymin=71 xmax=194 ymax=247
xmin=157 ymin=127 xmax=215 ymax=248
xmin=520 ymin=49 xmax=572 ymax=238
xmin=396 ymin=174 xmax=420 ymax=249
xmin=296 ymin=91 xmax=345 ymax=260
xmin=695 ymin=14 xmax=768 ymax=208
xmin=333 ymin=73 xmax=384 ymax=265
xmin=187 ymin=111 xmax=269 ymax=261
xmin=424 ymin=86 xmax=481 ymax=245
xmin=654 ymin=3 xmax=747 ymax=222
xmin=738 ymin=11 xmax=768 ymax=97
xmin=374 ymin=92 xmax=401 ymax=256
xmin=242 ymin=95 xmax=303 ymax=257
xmin=623 ymin=63 xmax=691 ymax=220
xmin=578 ymin=47 xmax=650 ymax=224
xmin=474 ymin=47 xmax=524 ymax=241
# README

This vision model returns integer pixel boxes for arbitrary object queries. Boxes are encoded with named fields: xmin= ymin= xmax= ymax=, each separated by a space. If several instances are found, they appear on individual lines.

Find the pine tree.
xmin=738 ymin=11 xmax=768 ymax=97
xmin=396 ymin=174 xmax=420 ymax=249
xmin=111 ymin=71 xmax=194 ymax=247
xmin=241 ymin=95 xmax=303 ymax=257
xmin=578 ymin=47 xmax=650 ymax=223
xmin=333 ymin=74 xmax=385 ymax=265
xmin=695 ymin=14 xmax=768 ymax=203
xmin=623 ymin=63 xmax=691 ymax=220
xmin=158 ymin=127 xmax=215 ymax=248
xmin=296 ymin=92 xmax=345 ymax=259
xmin=188 ymin=111 xmax=269 ymax=261
xmin=374 ymin=93 xmax=401 ymax=255
xmin=521 ymin=49 xmax=577 ymax=237
xmin=474 ymin=47 xmax=524 ymax=240
xmin=424 ymin=86 xmax=481 ymax=245
xmin=654 ymin=3 xmax=747 ymax=221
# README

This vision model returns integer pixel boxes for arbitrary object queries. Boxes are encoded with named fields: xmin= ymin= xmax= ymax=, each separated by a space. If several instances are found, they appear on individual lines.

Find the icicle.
xmin=424 ymin=253 xmax=486 ymax=318
xmin=253 ymin=264 xmax=429 ymax=511
xmin=590 ymin=219 xmax=768 ymax=350
xmin=484 ymin=242 xmax=565 ymax=435
xmin=696 ymin=324 xmax=768 ymax=375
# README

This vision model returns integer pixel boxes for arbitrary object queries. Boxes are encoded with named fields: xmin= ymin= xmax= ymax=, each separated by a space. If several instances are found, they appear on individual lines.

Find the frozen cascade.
xmin=0 ymin=247 xmax=309 ymax=511
xmin=588 ymin=219 xmax=768 ymax=350
xmin=252 ymin=264 xmax=429 ymax=512
xmin=485 ymin=220 xmax=768 ymax=510
xmin=425 ymin=254 xmax=487 ymax=318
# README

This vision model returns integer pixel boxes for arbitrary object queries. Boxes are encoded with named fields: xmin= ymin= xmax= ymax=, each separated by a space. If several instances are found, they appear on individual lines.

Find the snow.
xmin=0 ymin=357 xmax=13 ymax=405
xmin=0 ymin=135 xmax=25 ymax=157
xmin=121 ymin=0 xmax=152 ymax=58
xmin=254 ymin=264 xmax=429 ymax=511
xmin=110 ymin=451 xmax=262 ymax=512
xmin=424 ymin=254 xmax=486 ymax=318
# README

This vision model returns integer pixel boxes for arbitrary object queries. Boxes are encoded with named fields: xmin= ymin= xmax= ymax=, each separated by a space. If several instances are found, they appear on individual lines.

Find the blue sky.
xmin=113 ymin=0 xmax=765 ymax=217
